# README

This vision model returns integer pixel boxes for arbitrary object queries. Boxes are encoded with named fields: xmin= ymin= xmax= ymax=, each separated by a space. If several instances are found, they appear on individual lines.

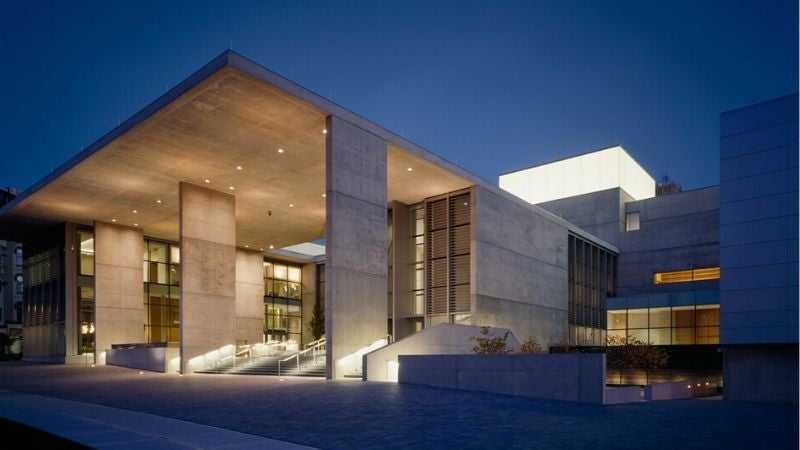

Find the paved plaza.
xmin=0 ymin=362 xmax=797 ymax=450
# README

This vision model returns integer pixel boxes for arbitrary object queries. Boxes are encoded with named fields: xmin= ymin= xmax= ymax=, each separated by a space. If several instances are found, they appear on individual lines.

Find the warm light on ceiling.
xmin=269 ymin=245 xmax=275 ymax=249
xmin=407 ymin=167 xmax=413 ymax=172
xmin=156 ymin=199 xmax=162 ymax=204
xmin=133 ymin=223 xmax=139 ymax=227
xmin=236 ymin=165 xmax=243 ymax=171
xmin=322 ymin=128 xmax=327 ymax=134
xmin=204 ymin=179 xmax=211 ymax=184
xmin=278 ymin=148 xmax=285 ymax=154
xmin=321 ymin=193 xmax=326 ymax=198
xmin=132 ymin=209 xmax=138 ymax=214
xmin=229 ymin=186 xmax=235 ymax=191
xmin=111 ymin=218 xmax=117 ymax=223
xmin=289 ymin=203 xmax=294 ymax=208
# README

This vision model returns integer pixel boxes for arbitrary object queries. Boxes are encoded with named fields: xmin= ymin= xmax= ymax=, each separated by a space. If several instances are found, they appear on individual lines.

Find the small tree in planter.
xmin=606 ymin=335 xmax=669 ymax=384
xmin=471 ymin=327 xmax=512 ymax=354
xmin=309 ymin=300 xmax=325 ymax=341
xmin=519 ymin=337 xmax=543 ymax=354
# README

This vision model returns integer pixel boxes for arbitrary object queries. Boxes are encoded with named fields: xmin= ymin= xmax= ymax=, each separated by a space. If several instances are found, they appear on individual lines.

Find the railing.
xmin=278 ymin=337 xmax=326 ymax=377
xmin=209 ymin=340 xmax=287 ymax=371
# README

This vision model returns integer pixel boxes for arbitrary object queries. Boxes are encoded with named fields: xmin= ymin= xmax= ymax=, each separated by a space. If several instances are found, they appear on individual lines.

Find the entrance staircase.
xmin=197 ymin=338 xmax=326 ymax=378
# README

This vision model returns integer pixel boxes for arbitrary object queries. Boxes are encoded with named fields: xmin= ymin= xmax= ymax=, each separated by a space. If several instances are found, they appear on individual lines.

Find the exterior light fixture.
xmin=245 ymin=245 xmax=249 ymax=248
xmin=229 ymin=186 xmax=235 ymax=191
xmin=278 ymin=148 xmax=285 ymax=154
xmin=322 ymin=129 xmax=327 ymax=134
xmin=407 ymin=167 xmax=413 ymax=172
xmin=133 ymin=223 xmax=139 ymax=227
xmin=259 ymin=248 xmax=264 ymax=251
xmin=156 ymin=199 xmax=162 ymax=204
xmin=289 ymin=203 xmax=294 ymax=208
xmin=236 ymin=165 xmax=243 ymax=171
xmin=132 ymin=209 xmax=138 ymax=214
xmin=204 ymin=179 xmax=211 ymax=184
xmin=321 ymin=193 xmax=326 ymax=198
xmin=269 ymin=245 xmax=274 ymax=249
xmin=111 ymin=218 xmax=117 ymax=223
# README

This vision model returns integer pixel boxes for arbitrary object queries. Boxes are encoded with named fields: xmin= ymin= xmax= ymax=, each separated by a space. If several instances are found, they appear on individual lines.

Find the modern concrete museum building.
xmin=0 ymin=51 xmax=795 ymax=401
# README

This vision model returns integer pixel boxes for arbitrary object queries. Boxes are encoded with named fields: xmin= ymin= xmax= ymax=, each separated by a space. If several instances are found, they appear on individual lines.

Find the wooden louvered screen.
xmin=425 ymin=190 xmax=471 ymax=321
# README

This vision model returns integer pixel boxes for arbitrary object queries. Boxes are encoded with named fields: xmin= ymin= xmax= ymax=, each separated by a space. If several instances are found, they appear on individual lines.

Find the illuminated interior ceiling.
xmin=499 ymin=145 xmax=656 ymax=204
xmin=0 ymin=59 xmax=474 ymax=250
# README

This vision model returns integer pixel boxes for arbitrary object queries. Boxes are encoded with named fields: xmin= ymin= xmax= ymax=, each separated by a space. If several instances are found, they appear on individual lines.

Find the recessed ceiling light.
xmin=245 ymin=244 xmax=249 ymax=248
xmin=321 ymin=193 xmax=326 ymax=198
xmin=289 ymin=203 xmax=294 ymax=208
xmin=269 ymin=245 xmax=274 ymax=249
xmin=407 ymin=167 xmax=413 ymax=172
xmin=229 ymin=186 xmax=235 ymax=191
xmin=278 ymin=148 xmax=285 ymax=154
xmin=133 ymin=223 xmax=139 ymax=227
xmin=132 ymin=209 xmax=138 ymax=214
xmin=322 ymin=128 xmax=328 ymax=134
xmin=111 ymin=218 xmax=117 ymax=223
xmin=156 ymin=199 xmax=162 ymax=204
xmin=236 ymin=165 xmax=243 ymax=171
xmin=204 ymin=179 xmax=211 ymax=184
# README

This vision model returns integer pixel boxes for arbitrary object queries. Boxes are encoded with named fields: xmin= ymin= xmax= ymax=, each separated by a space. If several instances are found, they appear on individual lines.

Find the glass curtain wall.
xmin=77 ymin=229 xmax=95 ymax=354
xmin=568 ymin=233 xmax=616 ymax=346
xmin=23 ymin=239 xmax=66 ymax=349
xmin=607 ymin=304 xmax=720 ymax=345
xmin=143 ymin=239 xmax=180 ymax=343
xmin=264 ymin=260 xmax=302 ymax=343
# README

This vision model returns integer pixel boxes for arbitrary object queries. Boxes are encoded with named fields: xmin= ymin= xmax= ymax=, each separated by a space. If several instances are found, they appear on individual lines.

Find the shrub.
xmin=519 ymin=337 xmax=543 ymax=353
xmin=471 ymin=327 xmax=512 ymax=354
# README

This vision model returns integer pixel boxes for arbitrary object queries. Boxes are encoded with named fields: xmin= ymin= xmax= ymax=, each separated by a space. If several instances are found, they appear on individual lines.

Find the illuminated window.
xmin=653 ymin=267 xmax=720 ymax=285
xmin=625 ymin=212 xmax=640 ymax=231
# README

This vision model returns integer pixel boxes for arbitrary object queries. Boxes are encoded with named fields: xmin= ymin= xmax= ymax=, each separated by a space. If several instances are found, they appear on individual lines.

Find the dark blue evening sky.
xmin=1 ymin=1 xmax=796 ymax=191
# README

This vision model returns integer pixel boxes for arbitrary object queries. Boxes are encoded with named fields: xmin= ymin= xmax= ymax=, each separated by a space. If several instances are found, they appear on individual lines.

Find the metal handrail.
xmin=278 ymin=338 xmax=326 ymax=377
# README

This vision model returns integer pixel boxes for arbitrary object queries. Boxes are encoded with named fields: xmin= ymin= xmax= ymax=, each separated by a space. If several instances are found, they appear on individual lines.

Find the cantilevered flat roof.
xmin=0 ymin=50 xmax=618 ymax=253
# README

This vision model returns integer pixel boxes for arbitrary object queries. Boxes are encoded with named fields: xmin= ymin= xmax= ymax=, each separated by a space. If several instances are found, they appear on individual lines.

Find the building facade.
xmin=718 ymin=94 xmax=798 ymax=402
xmin=0 ymin=51 xmax=615 ymax=379
xmin=0 ymin=188 xmax=23 ymax=338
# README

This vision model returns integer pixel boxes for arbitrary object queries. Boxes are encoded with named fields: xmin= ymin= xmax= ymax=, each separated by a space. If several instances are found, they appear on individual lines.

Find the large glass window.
xmin=77 ymin=229 xmax=95 ymax=354
xmin=568 ymin=234 xmax=616 ymax=346
xmin=264 ymin=259 xmax=303 ymax=343
xmin=653 ymin=267 xmax=720 ymax=285
xmin=607 ymin=304 xmax=719 ymax=346
xmin=143 ymin=239 xmax=180 ymax=343
xmin=625 ymin=212 xmax=640 ymax=231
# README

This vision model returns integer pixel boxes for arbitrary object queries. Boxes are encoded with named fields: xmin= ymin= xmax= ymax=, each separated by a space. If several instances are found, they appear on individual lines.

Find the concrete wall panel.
xmin=179 ymin=182 xmax=236 ymax=373
xmin=472 ymin=185 xmax=569 ymax=348
xmin=235 ymin=249 xmax=264 ymax=346
xmin=325 ymin=115 xmax=388 ymax=379
xmin=94 ymin=222 xmax=144 ymax=364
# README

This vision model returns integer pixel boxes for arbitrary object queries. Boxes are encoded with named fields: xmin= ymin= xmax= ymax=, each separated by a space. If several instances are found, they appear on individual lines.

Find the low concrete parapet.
xmin=106 ymin=343 xmax=178 ymax=373
xmin=644 ymin=381 xmax=694 ymax=401
xmin=398 ymin=353 xmax=606 ymax=403
xmin=604 ymin=386 xmax=643 ymax=404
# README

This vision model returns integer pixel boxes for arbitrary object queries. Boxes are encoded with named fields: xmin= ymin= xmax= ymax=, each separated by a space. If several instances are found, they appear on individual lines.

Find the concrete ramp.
xmin=364 ymin=324 xmax=519 ymax=382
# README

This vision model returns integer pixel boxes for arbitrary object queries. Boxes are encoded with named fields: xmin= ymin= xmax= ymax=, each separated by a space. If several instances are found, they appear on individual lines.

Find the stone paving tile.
xmin=0 ymin=362 xmax=797 ymax=450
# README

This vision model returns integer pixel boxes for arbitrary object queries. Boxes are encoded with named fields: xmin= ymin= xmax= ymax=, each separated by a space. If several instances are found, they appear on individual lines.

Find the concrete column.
xmin=325 ymin=115 xmax=388 ymax=379
xmin=235 ymin=249 xmax=264 ymax=346
xmin=94 ymin=221 xmax=145 ymax=365
xmin=390 ymin=201 xmax=412 ymax=340
xmin=179 ymin=182 xmax=236 ymax=373
xmin=301 ymin=263 xmax=317 ymax=346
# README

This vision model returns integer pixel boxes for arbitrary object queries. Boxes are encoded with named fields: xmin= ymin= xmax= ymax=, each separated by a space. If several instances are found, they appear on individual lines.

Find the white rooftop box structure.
xmin=499 ymin=146 xmax=655 ymax=204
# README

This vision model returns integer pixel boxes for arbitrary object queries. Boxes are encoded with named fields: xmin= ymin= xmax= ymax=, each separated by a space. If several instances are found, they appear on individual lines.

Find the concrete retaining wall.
xmin=604 ymin=386 xmax=643 ymax=404
xmin=398 ymin=353 xmax=606 ymax=403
